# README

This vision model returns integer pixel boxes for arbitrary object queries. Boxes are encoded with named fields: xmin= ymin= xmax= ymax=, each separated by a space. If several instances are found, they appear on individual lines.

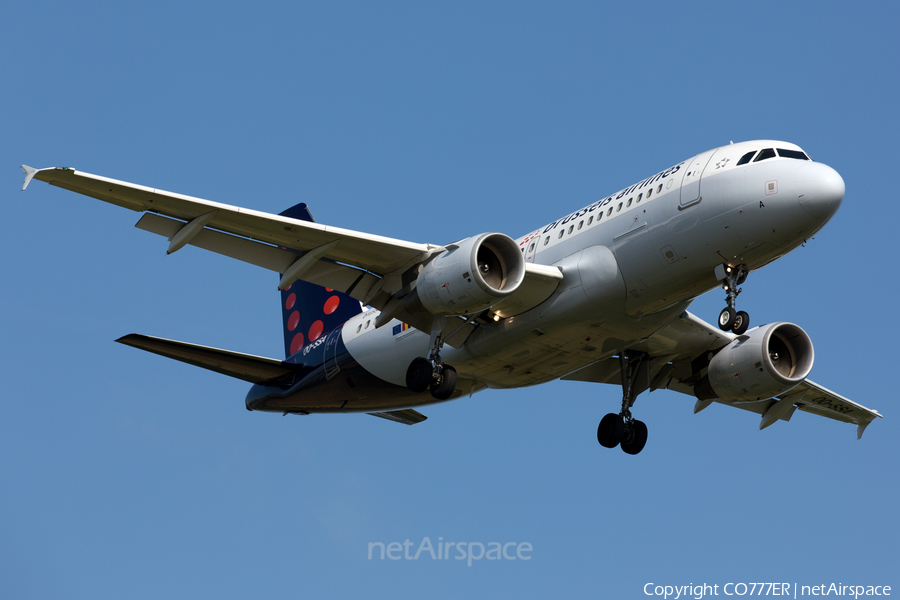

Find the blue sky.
xmin=2 ymin=2 xmax=898 ymax=598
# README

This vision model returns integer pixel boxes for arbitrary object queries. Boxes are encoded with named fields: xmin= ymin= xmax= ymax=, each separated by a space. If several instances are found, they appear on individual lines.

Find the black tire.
xmin=733 ymin=311 xmax=750 ymax=335
xmin=430 ymin=365 xmax=457 ymax=400
xmin=718 ymin=307 xmax=736 ymax=331
xmin=406 ymin=357 xmax=433 ymax=393
xmin=597 ymin=413 xmax=625 ymax=448
xmin=621 ymin=420 xmax=648 ymax=455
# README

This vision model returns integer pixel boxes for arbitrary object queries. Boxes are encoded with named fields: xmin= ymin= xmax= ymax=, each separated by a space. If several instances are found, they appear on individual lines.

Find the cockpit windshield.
xmin=754 ymin=148 xmax=777 ymax=162
xmin=736 ymin=151 xmax=755 ymax=165
xmin=736 ymin=147 xmax=811 ymax=165
xmin=776 ymin=148 xmax=810 ymax=160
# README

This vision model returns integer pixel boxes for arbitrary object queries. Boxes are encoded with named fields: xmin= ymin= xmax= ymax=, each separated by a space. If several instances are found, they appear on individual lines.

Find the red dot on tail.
xmin=289 ymin=332 xmax=304 ymax=355
xmin=309 ymin=320 xmax=324 ymax=342
xmin=325 ymin=288 xmax=333 ymax=292
xmin=324 ymin=295 xmax=340 ymax=315
xmin=285 ymin=293 xmax=296 ymax=310
xmin=287 ymin=311 xmax=300 ymax=331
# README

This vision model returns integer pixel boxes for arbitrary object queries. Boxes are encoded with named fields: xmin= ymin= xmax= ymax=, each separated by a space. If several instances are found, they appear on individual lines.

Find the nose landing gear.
xmin=596 ymin=353 xmax=650 ymax=455
xmin=405 ymin=332 xmax=458 ymax=400
xmin=716 ymin=264 xmax=750 ymax=335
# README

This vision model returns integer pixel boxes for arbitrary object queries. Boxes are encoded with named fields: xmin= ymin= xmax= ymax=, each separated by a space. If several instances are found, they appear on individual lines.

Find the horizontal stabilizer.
xmin=368 ymin=409 xmax=428 ymax=425
xmin=116 ymin=334 xmax=297 ymax=385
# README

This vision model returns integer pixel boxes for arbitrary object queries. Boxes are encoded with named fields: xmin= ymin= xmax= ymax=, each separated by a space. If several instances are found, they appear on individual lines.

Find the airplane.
xmin=21 ymin=139 xmax=882 ymax=455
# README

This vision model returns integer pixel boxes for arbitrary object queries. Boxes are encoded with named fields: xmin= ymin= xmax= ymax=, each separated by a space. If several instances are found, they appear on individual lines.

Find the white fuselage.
xmin=336 ymin=140 xmax=844 ymax=403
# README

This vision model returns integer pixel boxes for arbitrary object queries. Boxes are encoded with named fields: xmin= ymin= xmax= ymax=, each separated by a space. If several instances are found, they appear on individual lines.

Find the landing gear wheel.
xmin=597 ymin=413 xmax=625 ymax=448
xmin=406 ymin=357 xmax=433 ymax=393
xmin=732 ymin=311 xmax=750 ymax=335
xmin=718 ymin=307 xmax=736 ymax=331
xmin=620 ymin=420 xmax=648 ymax=455
xmin=430 ymin=365 xmax=457 ymax=400
xmin=718 ymin=264 xmax=750 ymax=333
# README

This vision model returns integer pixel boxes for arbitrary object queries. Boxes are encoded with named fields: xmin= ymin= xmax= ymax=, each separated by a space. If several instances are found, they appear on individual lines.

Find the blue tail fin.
xmin=278 ymin=203 xmax=363 ymax=358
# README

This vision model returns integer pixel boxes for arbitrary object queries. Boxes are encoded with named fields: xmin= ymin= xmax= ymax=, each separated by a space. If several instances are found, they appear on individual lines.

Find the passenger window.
xmin=544 ymin=236 xmax=549 ymax=246
xmin=627 ymin=198 xmax=633 ymax=207
xmin=617 ymin=202 xmax=622 ymax=212
xmin=558 ymin=230 xmax=564 ymax=239
xmin=637 ymin=193 xmax=643 ymax=203
xmin=528 ymin=242 xmax=535 ymax=252
xmin=647 ymin=188 xmax=653 ymax=199
xmin=777 ymin=148 xmax=810 ymax=160
xmin=607 ymin=207 xmax=613 ymax=216
xmin=737 ymin=151 xmax=756 ymax=165
xmin=656 ymin=184 xmax=662 ymax=194
xmin=588 ymin=216 xmax=593 ymax=225
xmin=754 ymin=148 xmax=776 ymax=162
xmin=568 ymin=225 xmax=574 ymax=234
xmin=577 ymin=220 xmax=583 ymax=230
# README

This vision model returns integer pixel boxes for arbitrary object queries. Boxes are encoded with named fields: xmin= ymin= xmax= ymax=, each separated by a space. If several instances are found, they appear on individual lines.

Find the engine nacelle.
xmin=403 ymin=232 xmax=526 ymax=316
xmin=695 ymin=322 xmax=815 ymax=403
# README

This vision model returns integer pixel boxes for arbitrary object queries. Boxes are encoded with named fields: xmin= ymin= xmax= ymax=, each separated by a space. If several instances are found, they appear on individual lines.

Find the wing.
xmin=23 ymin=166 xmax=562 ymax=347
xmin=24 ymin=166 xmax=435 ymax=275
xmin=562 ymin=311 xmax=882 ymax=438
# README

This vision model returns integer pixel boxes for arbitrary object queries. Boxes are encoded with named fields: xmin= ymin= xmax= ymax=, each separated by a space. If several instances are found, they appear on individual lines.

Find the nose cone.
xmin=796 ymin=162 xmax=845 ymax=221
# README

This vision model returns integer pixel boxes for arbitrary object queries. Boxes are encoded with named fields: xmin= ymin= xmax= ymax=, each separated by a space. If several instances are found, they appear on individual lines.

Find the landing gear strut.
xmin=405 ymin=332 xmax=457 ymax=400
xmin=717 ymin=263 xmax=750 ymax=335
xmin=597 ymin=353 xmax=649 ymax=455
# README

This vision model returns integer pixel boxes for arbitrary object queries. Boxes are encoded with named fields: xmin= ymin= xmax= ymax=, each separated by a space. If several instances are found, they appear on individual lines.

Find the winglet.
xmin=20 ymin=165 xmax=39 ymax=191
xmin=857 ymin=418 xmax=875 ymax=440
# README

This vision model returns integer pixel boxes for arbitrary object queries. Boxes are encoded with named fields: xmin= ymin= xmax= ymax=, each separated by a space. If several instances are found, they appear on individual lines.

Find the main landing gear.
xmin=716 ymin=263 xmax=750 ymax=335
xmin=406 ymin=333 xmax=457 ymax=400
xmin=597 ymin=353 xmax=649 ymax=455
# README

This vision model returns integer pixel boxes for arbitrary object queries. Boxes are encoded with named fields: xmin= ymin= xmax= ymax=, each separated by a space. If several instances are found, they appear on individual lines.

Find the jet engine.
xmin=694 ymin=322 xmax=814 ymax=403
xmin=403 ymin=232 xmax=526 ymax=316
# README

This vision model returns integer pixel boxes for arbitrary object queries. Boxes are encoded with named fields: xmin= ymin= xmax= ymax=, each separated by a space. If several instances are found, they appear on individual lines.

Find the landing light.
xmin=493 ymin=314 xmax=501 ymax=322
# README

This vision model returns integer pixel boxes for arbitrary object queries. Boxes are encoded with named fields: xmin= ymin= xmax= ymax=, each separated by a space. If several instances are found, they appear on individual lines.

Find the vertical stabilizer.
xmin=278 ymin=203 xmax=363 ymax=358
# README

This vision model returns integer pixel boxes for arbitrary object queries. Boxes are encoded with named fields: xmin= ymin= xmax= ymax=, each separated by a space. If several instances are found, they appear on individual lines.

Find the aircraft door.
xmin=524 ymin=238 xmax=538 ymax=263
xmin=522 ymin=230 xmax=541 ymax=263
xmin=680 ymin=148 xmax=719 ymax=207
xmin=323 ymin=327 xmax=342 ymax=380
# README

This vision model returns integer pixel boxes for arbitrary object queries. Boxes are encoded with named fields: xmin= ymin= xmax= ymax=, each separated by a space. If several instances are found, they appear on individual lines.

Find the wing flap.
xmin=116 ymin=334 xmax=297 ymax=385
xmin=135 ymin=213 xmax=381 ymax=302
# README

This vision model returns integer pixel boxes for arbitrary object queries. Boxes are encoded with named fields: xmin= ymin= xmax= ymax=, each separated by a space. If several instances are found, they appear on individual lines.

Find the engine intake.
xmin=404 ymin=232 xmax=526 ymax=316
xmin=695 ymin=322 xmax=814 ymax=403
